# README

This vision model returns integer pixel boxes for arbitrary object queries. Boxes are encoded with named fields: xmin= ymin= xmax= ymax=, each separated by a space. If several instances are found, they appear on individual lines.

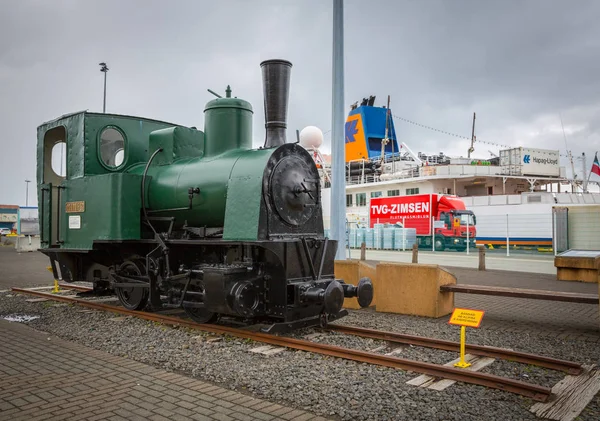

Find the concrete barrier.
xmin=554 ymin=255 xmax=599 ymax=283
xmin=1 ymin=235 xmax=17 ymax=247
xmin=15 ymin=235 xmax=41 ymax=252
xmin=375 ymin=262 xmax=456 ymax=318
xmin=335 ymin=260 xmax=378 ymax=309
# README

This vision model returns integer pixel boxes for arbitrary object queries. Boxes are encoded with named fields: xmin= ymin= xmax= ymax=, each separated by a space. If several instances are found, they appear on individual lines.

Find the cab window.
xmin=460 ymin=214 xmax=475 ymax=225
xmin=99 ymin=127 xmax=126 ymax=168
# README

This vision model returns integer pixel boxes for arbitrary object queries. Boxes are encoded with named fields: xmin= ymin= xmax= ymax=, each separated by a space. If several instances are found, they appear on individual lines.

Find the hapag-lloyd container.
xmin=500 ymin=147 xmax=560 ymax=177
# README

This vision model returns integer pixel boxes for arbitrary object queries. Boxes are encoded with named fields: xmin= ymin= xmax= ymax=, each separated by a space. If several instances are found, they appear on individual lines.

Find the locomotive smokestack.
xmin=261 ymin=59 xmax=292 ymax=148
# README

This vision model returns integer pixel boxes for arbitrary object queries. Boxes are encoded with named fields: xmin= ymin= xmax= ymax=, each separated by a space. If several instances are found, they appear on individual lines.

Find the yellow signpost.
xmin=448 ymin=308 xmax=485 ymax=368
xmin=47 ymin=266 xmax=60 ymax=293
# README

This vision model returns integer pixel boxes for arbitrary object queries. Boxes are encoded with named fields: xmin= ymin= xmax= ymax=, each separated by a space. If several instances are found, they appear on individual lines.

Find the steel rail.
xmin=11 ymin=287 xmax=552 ymax=402
xmin=328 ymin=325 xmax=582 ymax=375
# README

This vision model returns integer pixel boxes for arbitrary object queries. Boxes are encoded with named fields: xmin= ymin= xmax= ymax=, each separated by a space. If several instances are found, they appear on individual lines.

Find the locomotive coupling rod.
xmin=11 ymin=287 xmax=552 ymax=402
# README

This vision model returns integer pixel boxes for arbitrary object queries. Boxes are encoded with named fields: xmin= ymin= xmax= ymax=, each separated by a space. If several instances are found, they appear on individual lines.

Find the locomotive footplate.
xmin=260 ymin=309 xmax=349 ymax=334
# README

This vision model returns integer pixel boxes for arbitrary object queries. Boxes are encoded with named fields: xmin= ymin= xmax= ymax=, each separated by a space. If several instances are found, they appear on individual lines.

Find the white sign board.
xmin=0 ymin=213 xmax=17 ymax=222
xmin=433 ymin=220 xmax=446 ymax=229
xmin=68 ymin=215 xmax=81 ymax=229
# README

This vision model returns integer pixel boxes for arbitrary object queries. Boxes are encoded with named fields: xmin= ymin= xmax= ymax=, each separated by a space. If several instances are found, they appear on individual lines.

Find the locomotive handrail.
xmin=141 ymin=148 xmax=163 ymax=236
xmin=56 ymin=185 xmax=65 ymax=244
xmin=40 ymin=184 xmax=49 ymax=244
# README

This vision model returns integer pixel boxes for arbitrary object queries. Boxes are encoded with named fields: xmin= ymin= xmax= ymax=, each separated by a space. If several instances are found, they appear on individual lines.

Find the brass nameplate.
xmin=65 ymin=201 xmax=85 ymax=213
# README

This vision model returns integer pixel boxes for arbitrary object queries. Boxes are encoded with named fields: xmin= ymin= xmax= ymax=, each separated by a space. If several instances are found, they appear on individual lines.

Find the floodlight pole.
xmin=99 ymin=62 xmax=109 ymax=113
xmin=25 ymin=180 xmax=30 ymax=207
xmin=331 ymin=0 xmax=346 ymax=261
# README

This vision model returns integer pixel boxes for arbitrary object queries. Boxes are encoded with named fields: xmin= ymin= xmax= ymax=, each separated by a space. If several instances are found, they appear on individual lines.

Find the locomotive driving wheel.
xmin=182 ymin=281 xmax=219 ymax=324
xmin=115 ymin=260 xmax=149 ymax=311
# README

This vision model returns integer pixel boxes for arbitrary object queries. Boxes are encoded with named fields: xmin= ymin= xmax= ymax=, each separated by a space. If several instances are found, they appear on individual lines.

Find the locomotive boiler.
xmin=37 ymin=59 xmax=373 ymax=332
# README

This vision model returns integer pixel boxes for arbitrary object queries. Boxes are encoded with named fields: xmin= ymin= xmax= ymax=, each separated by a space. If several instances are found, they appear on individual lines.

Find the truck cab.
xmin=437 ymin=209 xmax=476 ymax=251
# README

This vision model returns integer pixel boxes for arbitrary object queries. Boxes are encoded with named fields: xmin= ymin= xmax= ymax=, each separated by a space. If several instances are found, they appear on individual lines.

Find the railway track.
xmin=11 ymin=286 xmax=568 ymax=402
xmin=57 ymin=283 xmax=582 ymax=375
xmin=327 ymin=325 xmax=582 ymax=375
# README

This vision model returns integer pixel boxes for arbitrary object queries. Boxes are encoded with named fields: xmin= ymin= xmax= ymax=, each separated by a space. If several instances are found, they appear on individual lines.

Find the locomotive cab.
xmin=37 ymin=112 xmax=182 ymax=248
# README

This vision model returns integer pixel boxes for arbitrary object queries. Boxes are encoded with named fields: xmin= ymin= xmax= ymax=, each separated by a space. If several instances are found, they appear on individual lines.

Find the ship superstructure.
xmin=312 ymin=96 xmax=600 ymax=248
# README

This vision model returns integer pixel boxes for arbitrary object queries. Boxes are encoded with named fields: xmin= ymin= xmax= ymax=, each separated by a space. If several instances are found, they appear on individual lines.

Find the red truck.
xmin=369 ymin=193 xmax=476 ymax=251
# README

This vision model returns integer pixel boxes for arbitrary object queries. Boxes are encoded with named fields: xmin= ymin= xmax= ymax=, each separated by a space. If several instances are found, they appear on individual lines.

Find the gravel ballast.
xmin=1 ymin=291 xmax=599 ymax=421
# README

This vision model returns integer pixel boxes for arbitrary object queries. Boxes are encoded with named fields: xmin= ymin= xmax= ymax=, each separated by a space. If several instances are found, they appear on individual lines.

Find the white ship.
xmin=299 ymin=97 xmax=600 ymax=249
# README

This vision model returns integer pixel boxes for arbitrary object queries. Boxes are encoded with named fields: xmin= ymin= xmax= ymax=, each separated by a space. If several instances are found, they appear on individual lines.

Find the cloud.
xmin=1 ymin=0 xmax=600 ymax=207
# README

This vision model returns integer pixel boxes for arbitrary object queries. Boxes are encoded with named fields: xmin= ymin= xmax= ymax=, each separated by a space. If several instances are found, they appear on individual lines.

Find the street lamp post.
xmin=99 ymin=62 xmax=109 ymax=113
xmin=25 ymin=179 xmax=31 ymax=207
xmin=331 ymin=0 xmax=346 ymax=260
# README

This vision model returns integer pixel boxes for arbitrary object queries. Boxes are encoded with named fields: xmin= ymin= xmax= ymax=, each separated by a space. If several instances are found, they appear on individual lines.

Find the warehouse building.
xmin=0 ymin=205 xmax=39 ymax=235
xmin=0 ymin=205 xmax=19 ymax=234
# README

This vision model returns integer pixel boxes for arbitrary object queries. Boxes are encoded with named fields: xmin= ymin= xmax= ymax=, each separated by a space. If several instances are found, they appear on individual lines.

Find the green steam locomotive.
xmin=37 ymin=59 xmax=373 ymax=332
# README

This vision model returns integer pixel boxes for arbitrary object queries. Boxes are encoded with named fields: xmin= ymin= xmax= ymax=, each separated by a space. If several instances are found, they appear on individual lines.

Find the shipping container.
xmin=499 ymin=147 xmax=560 ymax=177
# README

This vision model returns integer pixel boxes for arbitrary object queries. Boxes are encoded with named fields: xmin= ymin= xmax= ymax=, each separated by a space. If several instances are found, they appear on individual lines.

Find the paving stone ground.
xmin=0 ymin=319 xmax=330 ymax=421
xmin=449 ymin=266 xmax=599 ymax=339
xmin=1 ymin=248 xmax=598 ymax=420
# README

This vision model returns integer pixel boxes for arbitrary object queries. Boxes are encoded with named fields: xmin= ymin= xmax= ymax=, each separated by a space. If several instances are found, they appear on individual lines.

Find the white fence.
xmin=474 ymin=213 xmax=552 ymax=255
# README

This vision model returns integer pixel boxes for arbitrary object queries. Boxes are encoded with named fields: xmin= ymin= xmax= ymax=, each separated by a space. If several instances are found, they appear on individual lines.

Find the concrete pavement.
xmin=0 ymin=247 xmax=52 ymax=290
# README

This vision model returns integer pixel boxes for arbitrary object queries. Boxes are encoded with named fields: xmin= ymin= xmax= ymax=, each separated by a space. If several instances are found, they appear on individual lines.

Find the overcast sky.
xmin=1 ymin=0 xmax=600 ymax=207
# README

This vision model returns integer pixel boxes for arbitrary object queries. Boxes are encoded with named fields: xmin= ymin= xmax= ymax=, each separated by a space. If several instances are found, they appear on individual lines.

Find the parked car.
xmin=0 ymin=228 xmax=11 ymax=235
